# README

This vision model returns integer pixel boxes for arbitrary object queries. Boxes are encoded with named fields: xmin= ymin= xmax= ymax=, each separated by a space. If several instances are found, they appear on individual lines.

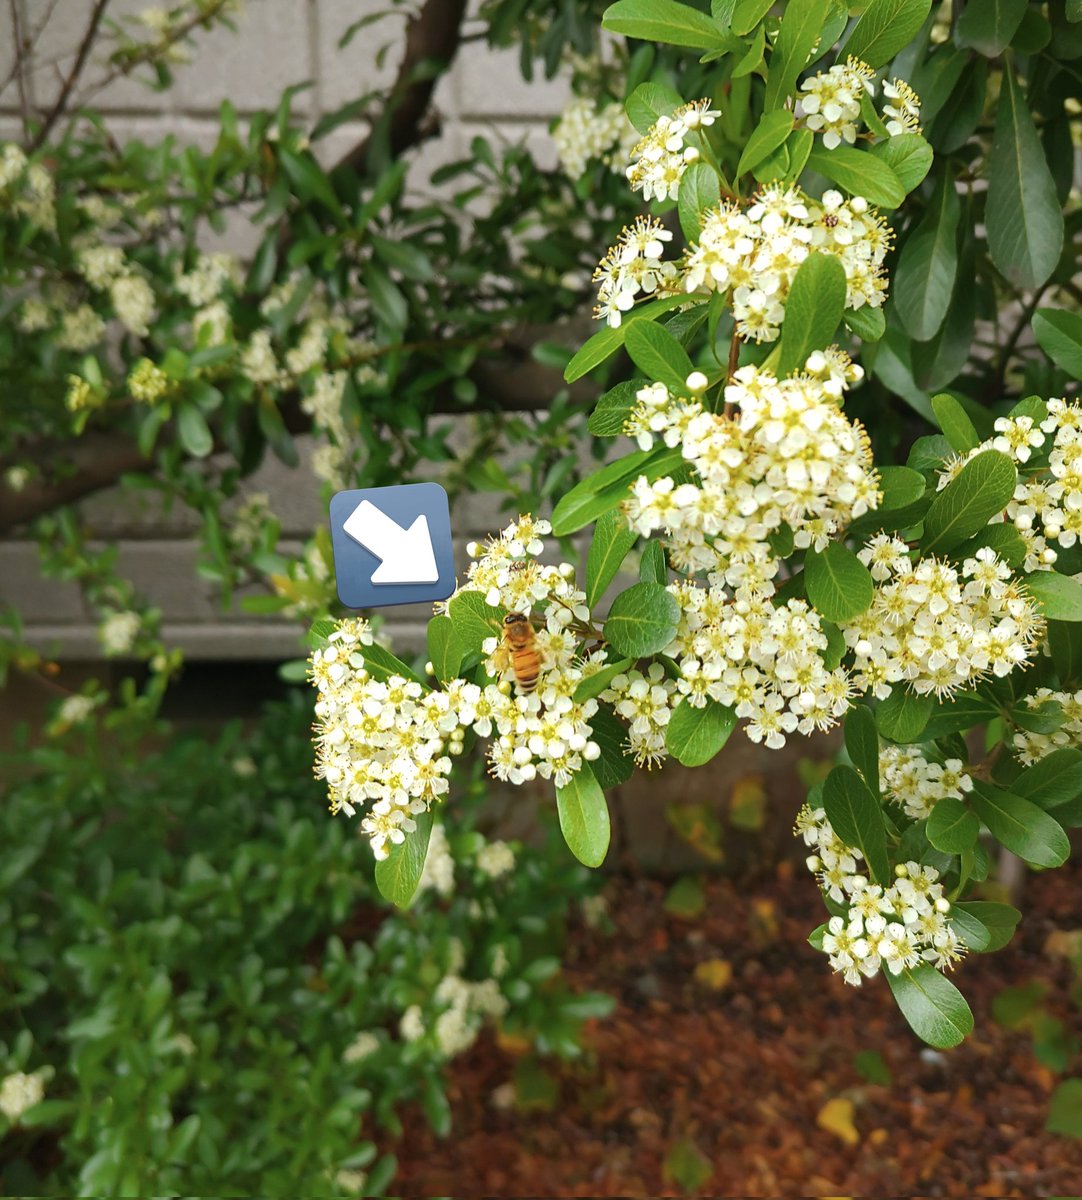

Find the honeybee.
xmin=493 ymin=611 xmax=543 ymax=694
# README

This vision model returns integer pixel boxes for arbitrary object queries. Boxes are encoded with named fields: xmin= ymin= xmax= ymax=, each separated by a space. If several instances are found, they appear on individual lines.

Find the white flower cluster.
xmin=592 ymin=215 xmax=678 ymax=328
xmin=0 ymin=142 xmax=56 ymax=229
xmin=399 ymin=973 xmax=509 ymax=1059
xmin=796 ymin=806 xmax=966 ymax=984
xmin=601 ymin=664 xmax=678 ymax=767
xmin=553 ymin=96 xmax=638 ymax=179
xmin=310 ymin=618 xmax=464 ymax=859
xmin=73 ymin=235 xmax=157 ymax=336
xmin=940 ymin=399 xmax=1082 ymax=573
xmin=796 ymin=58 xmax=922 ymax=148
xmin=625 ymin=100 xmax=720 ymax=202
xmin=175 ymin=252 xmax=241 ymax=306
xmin=99 ymin=610 xmax=142 ymax=656
xmin=843 ymin=540 xmax=1044 ymax=699
xmin=1013 ymin=688 xmax=1082 ymax=765
xmin=879 ymin=744 xmax=973 ymax=820
xmin=683 ymin=185 xmax=892 ymax=341
xmin=476 ymin=839 xmax=515 ymax=878
xmin=0 ymin=1071 xmax=45 ymax=1123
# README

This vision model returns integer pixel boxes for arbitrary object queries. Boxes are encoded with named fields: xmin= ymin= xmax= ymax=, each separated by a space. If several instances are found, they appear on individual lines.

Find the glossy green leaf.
xmin=427 ymin=617 xmax=463 ymax=683
xmin=971 ymin=781 xmax=1071 ymax=868
xmin=1033 ymin=308 xmax=1082 ymax=379
xmin=665 ymin=698 xmax=737 ymax=766
xmin=807 ymin=144 xmax=906 ymax=208
xmin=931 ymin=392 xmax=979 ymax=453
xmin=805 ymin=542 xmax=875 ymax=622
xmin=926 ymin=796 xmax=980 ymax=853
xmin=639 ymin=539 xmax=668 ymax=585
xmin=956 ymin=0 xmax=1028 ymax=56
xmin=556 ymin=764 xmax=610 ymax=867
xmin=921 ymin=691 xmax=999 ymax=739
xmin=986 ymin=69 xmax=1064 ymax=289
xmin=885 ymin=964 xmax=974 ymax=1048
xmin=448 ymin=589 xmax=501 ymax=657
xmin=374 ymin=809 xmax=433 ymax=908
xmin=1024 ymin=571 xmax=1082 ymax=621
xmin=587 ymin=704 xmax=634 ymax=789
xmin=564 ymin=295 xmax=695 ymax=383
xmin=603 ymin=0 xmax=735 ymax=50
xmin=823 ymin=764 xmax=890 ymax=884
xmin=177 ymin=405 xmax=214 ymax=458
xmin=625 ymin=80 xmax=684 ymax=134
xmin=952 ymin=901 xmax=1021 ymax=952
xmin=894 ymin=171 xmax=960 ymax=341
xmin=921 ymin=450 xmax=1017 ymax=555
xmin=587 ymin=509 xmax=639 ymax=609
xmin=604 ymin=581 xmax=681 ymax=657
xmin=764 ymin=0 xmax=828 ymax=110
xmin=869 ymin=132 xmax=934 ymax=193
xmin=841 ymin=0 xmax=933 ymax=67
xmin=678 ymin=161 xmax=721 ymax=241
xmin=737 ymin=109 xmax=794 ymax=177
xmin=844 ymin=704 xmax=880 ymax=796
xmin=574 ymin=658 xmax=635 ymax=703
xmin=588 ymin=381 xmax=640 ymax=437
xmin=624 ymin=321 xmax=694 ymax=393
xmin=777 ymin=252 xmax=848 ymax=375
xmin=551 ymin=446 xmax=684 ymax=536
xmin=1014 ymin=748 xmax=1082 ymax=811
xmin=876 ymin=688 xmax=933 ymax=743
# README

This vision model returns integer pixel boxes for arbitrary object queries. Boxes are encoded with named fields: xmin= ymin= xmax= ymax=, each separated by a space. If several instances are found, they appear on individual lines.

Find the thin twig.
xmin=7 ymin=0 xmax=32 ymax=139
xmin=28 ymin=0 xmax=111 ymax=152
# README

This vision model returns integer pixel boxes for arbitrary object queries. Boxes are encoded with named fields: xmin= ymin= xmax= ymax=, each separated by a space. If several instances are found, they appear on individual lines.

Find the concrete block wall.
xmin=1 ymin=0 xmax=576 ymax=661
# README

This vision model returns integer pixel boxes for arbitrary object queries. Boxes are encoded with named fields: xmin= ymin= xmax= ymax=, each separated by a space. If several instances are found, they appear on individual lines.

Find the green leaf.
xmin=844 ymin=704 xmax=881 ymax=796
xmin=678 ymin=161 xmax=722 ymax=241
xmin=177 ymin=405 xmax=214 ymax=458
xmin=986 ymin=69 xmax=1064 ymax=289
xmin=777 ymin=252 xmax=848 ymax=375
xmin=639 ymin=539 xmax=668 ymax=584
xmin=448 ymin=590 xmax=501 ymax=657
xmin=602 ymin=0 xmax=735 ymax=50
xmin=823 ymin=764 xmax=890 ymax=884
xmin=970 ymin=781 xmax=1071 ymax=868
xmin=551 ymin=446 xmax=684 ymax=536
xmin=374 ymin=809 xmax=433 ymax=908
xmin=920 ymin=449 xmax=1017 ymax=556
xmin=843 ymin=304 xmax=887 ymax=342
xmin=926 ymin=796 xmax=980 ymax=853
xmin=764 ymin=0 xmax=829 ymax=111
xmin=806 ymin=144 xmax=906 ymax=208
xmin=427 ymin=617 xmax=463 ymax=683
xmin=805 ymin=542 xmax=875 ymax=622
xmin=564 ymin=295 xmax=695 ymax=383
xmin=894 ymin=170 xmax=960 ymax=341
xmin=588 ymin=705 xmax=635 ymax=789
xmin=731 ymin=0 xmax=773 ymax=34
xmin=931 ymin=392 xmax=979 ymax=453
xmin=625 ymin=81 xmax=684 ymax=135
xmin=1049 ymin=619 xmax=1082 ymax=686
xmin=953 ymin=901 xmax=1021 ymax=952
xmin=885 ymin=964 xmax=974 ymax=1048
xmin=1033 ymin=308 xmax=1082 ymax=379
xmin=361 ymin=642 xmax=428 ymax=687
xmin=365 ymin=262 xmax=408 ymax=331
xmin=573 ymin=657 xmax=635 ymax=703
xmin=624 ymin=321 xmax=694 ymax=393
xmin=879 ymin=464 xmax=927 ymax=510
xmin=588 ymin=381 xmax=640 ymax=437
xmin=951 ymin=523 xmax=1027 ymax=570
xmin=665 ymin=698 xmax=737 ymax=766
xmin=921 ymin=691 xmax=999 ymax=739
xmin=587 ymin=509 xmax=638 ymax=609
xmin=736 ymin=109 xmax=794 ymax=177
xmin=869 ymin=132 xmax=934 ymax=193
xmin=604 ymin=581 xmax=681 ymax=657
xmin=841 ymin=0 xmax=933 ymax=68
xmin=556 ymin=764 xmax=611 ymax=867
xmin=1014 ymin=747 xmax=1082 ymax=813
xmin=945 ymin=904 xmax=991 ymax=952
xmin=1024 ymin=571 xmax=1082 ymax=622
xmin=956 ymin=0 xmax=1028 ymax=56
xmin=876 ymin=689 xmax=934 ymax=742
xmin=1046 ymin=1079 xmax=1082 ymax=1138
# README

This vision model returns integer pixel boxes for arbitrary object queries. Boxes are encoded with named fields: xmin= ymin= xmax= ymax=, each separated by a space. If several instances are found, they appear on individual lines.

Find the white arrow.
xmin=341 ymin=499 xmax=440 ymax=585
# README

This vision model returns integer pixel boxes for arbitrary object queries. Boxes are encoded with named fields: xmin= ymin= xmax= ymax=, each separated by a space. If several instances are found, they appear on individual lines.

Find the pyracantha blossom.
xmin=1013 ymin=688 xmax=1082 ymax=765
xmin=879 ymin=745 xmax=973 ymax=820
xmin=593 ymin=215 xmax=679 ymax=327
xmin=797 ymin=57 xmax=876 ymax=149
xmin=881 ymin=78 xmax=923 ymax=136
xmin=553 ymin=96 xmax=638 ymax=179
xmin=625 ymin=99 xmax=721 ymax=202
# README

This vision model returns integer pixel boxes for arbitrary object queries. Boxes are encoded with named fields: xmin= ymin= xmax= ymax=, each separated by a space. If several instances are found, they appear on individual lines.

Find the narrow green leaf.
xmin=805 ymin=542 xmax=875 ymax=622
xmin=946 ymin=904 xmax=991 ymax=952
xmin=588 ymin=381 xmax=640 ymax=437
xmin=764 ymin=0 xmax=826 ymax=110
xmin=971 ymin=781 xmax=1071 ymax=868
xmin=374 ymin=809 xmax=433 ymax=908
xmin=869 ymin=132 xmax=934 ymax=193
xmin=1033 ymin=308 xmax=1082 ymax=379
xmin=1024 ymin=571 xmax=1082 ymax=622
xmin=625 ymin=80 xmax=684 ymax=135
xmin=678 ymin=161 xmax=722 ymax=242
xmin=885 ymin=964 xmax=974 ymax=1048
xmin=920 ymin=691 xmax=999 ymax=739
xmin=564 ymin=295 xmax=695 ymax=383
xmin=427 ymin=617 xmax=463 ymax=683
xmin=556 ymin=764 xmax=610 ymax=867
xmin=986 ymin=69 xmax=1064 ymax=289
xmin=587 ymin=509 xmax=639 ymax=609
xmin=624 ymin=321 xmax=694 ymax=393
xmin=604 ymin=581 xmax=681 ymax=657
xmin=894 ymin=170 xmax=960 ymax=342
xmin=448 ymin=590 xmax=501 ymax=657
xmin=639 ymin=539 xmax=668 ymax=584
xmin=588 ymin=704 xmax=635 ymax=789
xmin=731 ymin=0 xmax=773 ymax=34
xmin=926 ymin=796 xmax=980 ymax=853
xmin=931 ymin=392 xmax=979 ymax=452
xmin=777 ymin=252 xmax=848 ymax=375
xmin=1014 ymin=748 xmax=1082 ymax=811
xmin=842 ymin=0 xmax=933 ymax=67
xmin=737 ymin=109 xmax=794 ymax=177
xmin=574 ymin=657 xmax=635 ymax=703
xmin=844 ymin=704 xmax=881 ymax=796
xmin=551 ymin=446 xmax=684 ymax=536
xmin=954 ymin=901 xmax=1022 ymax=951
xmin=665 ymin=698 xmax=737 ymax=766
xmin=807 ymin=144 xmax=906 ymax=208
xmin=603 ymin=0 xmax=735 ymax=50
xmin=823 ymin=764 xmax=890 ymax=884
xmin=956 ymin=0 xmax=1028 ymax=56
xmin=920 ymin=449 xmax=1017 ymax=556
xmin=177 ymin=405 xmax=214 ymax=458
xmin=1046 ymin=1079 xmax=1082 ymax=1138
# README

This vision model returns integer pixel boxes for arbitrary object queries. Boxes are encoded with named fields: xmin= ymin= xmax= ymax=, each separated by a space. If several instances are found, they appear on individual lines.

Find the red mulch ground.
xmin=395 ymin=858 xmax=1082 ymax=1197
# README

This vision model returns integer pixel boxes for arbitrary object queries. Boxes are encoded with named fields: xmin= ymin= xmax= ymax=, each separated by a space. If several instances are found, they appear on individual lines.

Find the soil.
xmin=395 ymin=857 xmax=1082 ymax=1197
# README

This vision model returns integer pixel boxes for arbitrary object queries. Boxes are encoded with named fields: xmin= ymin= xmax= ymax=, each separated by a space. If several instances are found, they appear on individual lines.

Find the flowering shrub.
xmin=0 ymin=696 xmax=608 ymax=1194
xmin=308 ymin=0 xmax=1082 ymax=1051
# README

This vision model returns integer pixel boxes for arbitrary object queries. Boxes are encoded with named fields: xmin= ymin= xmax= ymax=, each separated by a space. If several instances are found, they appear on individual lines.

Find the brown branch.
xmin=7 ymin=0 xmax=32 ymax=138
xmin=28 ymin=0 xmax=111 ymax=152
xmin=332 ymin=0 xmax=469 ymax=176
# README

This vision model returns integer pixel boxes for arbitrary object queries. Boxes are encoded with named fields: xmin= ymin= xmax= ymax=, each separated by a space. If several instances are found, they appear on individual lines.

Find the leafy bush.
xmin=310 ymin=0 xmax=1082 ymax=1051
xmin=0 ymin=695 xmax=608 ymax=1194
